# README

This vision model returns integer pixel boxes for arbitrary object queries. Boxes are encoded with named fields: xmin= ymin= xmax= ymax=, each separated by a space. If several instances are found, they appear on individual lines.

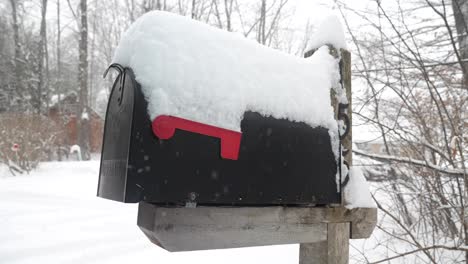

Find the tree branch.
xmin=370 ymin=244 xmax=468 ymax=264
xmin=354 ymin=149 xmax=466 ymax=177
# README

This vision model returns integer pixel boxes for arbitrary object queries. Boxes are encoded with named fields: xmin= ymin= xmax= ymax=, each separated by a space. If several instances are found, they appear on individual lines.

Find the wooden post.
xmin=306 ymin=46 xmax=353 ymax=197
xmin=300 ymin=223 xmax=350 ymax=264
xmin=303 ymin=46 xmax=353 ymax=263
xmin=340 ymin=49 xmax=352 ymax=168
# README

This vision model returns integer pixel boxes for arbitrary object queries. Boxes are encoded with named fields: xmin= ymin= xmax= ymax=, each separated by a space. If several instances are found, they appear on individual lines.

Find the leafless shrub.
xmin=0 ymin=113 xmax=65 ymax=175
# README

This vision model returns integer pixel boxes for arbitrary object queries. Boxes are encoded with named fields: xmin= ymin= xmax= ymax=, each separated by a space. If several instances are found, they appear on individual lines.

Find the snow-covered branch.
xmin=353 ymin=149 xmax=466 ymax=177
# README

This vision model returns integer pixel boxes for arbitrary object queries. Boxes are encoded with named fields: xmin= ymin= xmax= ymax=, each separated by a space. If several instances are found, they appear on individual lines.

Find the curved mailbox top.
xmin=112 ymin=11 xmax=340 ymax=135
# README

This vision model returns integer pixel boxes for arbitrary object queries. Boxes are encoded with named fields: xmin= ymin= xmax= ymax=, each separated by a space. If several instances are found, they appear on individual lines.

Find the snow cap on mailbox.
xmin=98 ymin=11 xmax=344 ymax=206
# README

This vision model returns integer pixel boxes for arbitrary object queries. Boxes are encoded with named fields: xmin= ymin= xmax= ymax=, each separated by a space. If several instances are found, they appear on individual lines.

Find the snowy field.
xmin=0 ymin=160 xmax=301 ymax=264
xmin=0 ymin=159 xmax=395 ymax=264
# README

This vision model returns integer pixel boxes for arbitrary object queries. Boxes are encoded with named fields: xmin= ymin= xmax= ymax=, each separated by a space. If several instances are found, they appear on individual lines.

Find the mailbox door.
xmin=98 ymin=70 xmax=135 ymax=202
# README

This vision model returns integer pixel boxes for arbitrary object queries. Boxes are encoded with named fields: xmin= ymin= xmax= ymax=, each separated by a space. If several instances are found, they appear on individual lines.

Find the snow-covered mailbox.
xmin=98 ymin=11 xmax=376 ymax=262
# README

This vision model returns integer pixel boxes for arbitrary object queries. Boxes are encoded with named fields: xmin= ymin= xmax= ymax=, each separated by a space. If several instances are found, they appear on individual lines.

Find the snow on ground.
xmin=0 ymin=160 xmax=298 ymax=264
xmin=2 ymin=160 xmax=401 ymax=263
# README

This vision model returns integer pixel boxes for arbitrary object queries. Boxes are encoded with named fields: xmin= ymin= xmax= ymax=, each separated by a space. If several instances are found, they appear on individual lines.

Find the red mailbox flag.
xmin=152 ymin=115 xmax=242 ymax=160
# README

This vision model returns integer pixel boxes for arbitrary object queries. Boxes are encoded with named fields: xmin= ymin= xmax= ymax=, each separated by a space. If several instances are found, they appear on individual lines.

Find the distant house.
xmin=48 ymin=93 xmax=104 ymax=153
xmin=355 ymin=140 xmax=432 ymax=159
xmin=355 ymin=140 xmax=403 ymax=156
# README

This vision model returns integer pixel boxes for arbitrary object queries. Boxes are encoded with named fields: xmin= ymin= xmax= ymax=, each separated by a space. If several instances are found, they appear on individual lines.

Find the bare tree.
xmin=56 ymin=0 xmax=61 ymax=106
xmin=336 ymin=0 xmax=468 ymax=262
xmin=224 ymin=0 xmax=233 ymax=31
xmin=36 ymin=0 xmax=48 ymax=113
xmin=452 ymin=0 xmax=468 ymax=89
xmin=9 ymin=0 xmax=23 ymax=108
xmin=257 ymin=0 xmax=266 ymax=44
xmin=451 ymin=2 xmax=468 ymax=262
xmin=78 ymin=0 xmax=90 ymax=160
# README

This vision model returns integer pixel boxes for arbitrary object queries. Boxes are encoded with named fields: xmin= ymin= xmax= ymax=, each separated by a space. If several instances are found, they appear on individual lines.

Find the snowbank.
xmin=0 ymin=164 xmax=9 ymax=178
xmin=0 ymin=160 xmax=299 ymax=264
xmin=307 ymin=15 xmax=347 ymax=51
xmin=344 ymin=166 xmax=376 ymax=209
xmin=112 ymin=11 xmax=340 ymax=133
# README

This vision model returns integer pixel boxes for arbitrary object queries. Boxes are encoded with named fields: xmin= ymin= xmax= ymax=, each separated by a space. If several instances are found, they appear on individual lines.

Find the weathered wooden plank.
xmin=340 ymin=48 xmax=352 ymax=168
xmin=138 ymin=203 xmax=376 ymax=251
xmin=138 ymin=202 xmax=328 ymax=251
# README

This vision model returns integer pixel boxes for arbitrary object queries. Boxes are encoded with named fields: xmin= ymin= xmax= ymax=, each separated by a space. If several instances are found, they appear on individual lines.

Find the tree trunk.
xmin=224 ymin=0 xmax=233 ymax=31
xmin=78 ymin=0 xmax=90 ymax=160
xmin=9 ymin=0 xmax=22 ymax=109
xmin=453 ymin=0 xmax=468 ymax=88
xmin=258 ymin=0 xmax=266 ymax=44
xmin=191 ymin=0 xmax=196 ymax=19
xmin=56 ymin=0 xmax=63 ymax=161
xmin=37 ymin=0 xmax=48 ymax=114
xmin=451 ymin=1 xmax=468 ymax=263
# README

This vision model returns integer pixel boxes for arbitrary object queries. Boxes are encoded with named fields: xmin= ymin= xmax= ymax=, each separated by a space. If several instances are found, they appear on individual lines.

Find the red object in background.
xmin=152 ymin=115 xmax=242 ymax=160
xmin=11 ymin=143 xmax=19 ymax=152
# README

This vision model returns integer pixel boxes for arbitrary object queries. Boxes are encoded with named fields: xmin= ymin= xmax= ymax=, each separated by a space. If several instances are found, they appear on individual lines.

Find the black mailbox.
xmin=98 ymin=65 xmax=342 ymax=206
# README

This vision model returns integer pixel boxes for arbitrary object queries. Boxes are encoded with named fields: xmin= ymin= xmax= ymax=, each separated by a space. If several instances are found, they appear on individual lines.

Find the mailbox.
xmin=97 ymin=11 xmax=350 ymax=208
xmin=98 ymin=64 xmax=341 ymax=206
xmin=95 ymin=12 xmax=367 ymax=254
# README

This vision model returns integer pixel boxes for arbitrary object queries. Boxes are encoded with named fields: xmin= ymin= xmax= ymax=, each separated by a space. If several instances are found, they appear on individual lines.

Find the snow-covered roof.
xmin=113 ymin=11 xmax=341 ymax=133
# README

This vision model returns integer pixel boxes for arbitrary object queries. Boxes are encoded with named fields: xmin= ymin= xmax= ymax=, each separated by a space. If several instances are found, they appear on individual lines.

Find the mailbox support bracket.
xmin=137 ymin=202 xmax=377 ymax=264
